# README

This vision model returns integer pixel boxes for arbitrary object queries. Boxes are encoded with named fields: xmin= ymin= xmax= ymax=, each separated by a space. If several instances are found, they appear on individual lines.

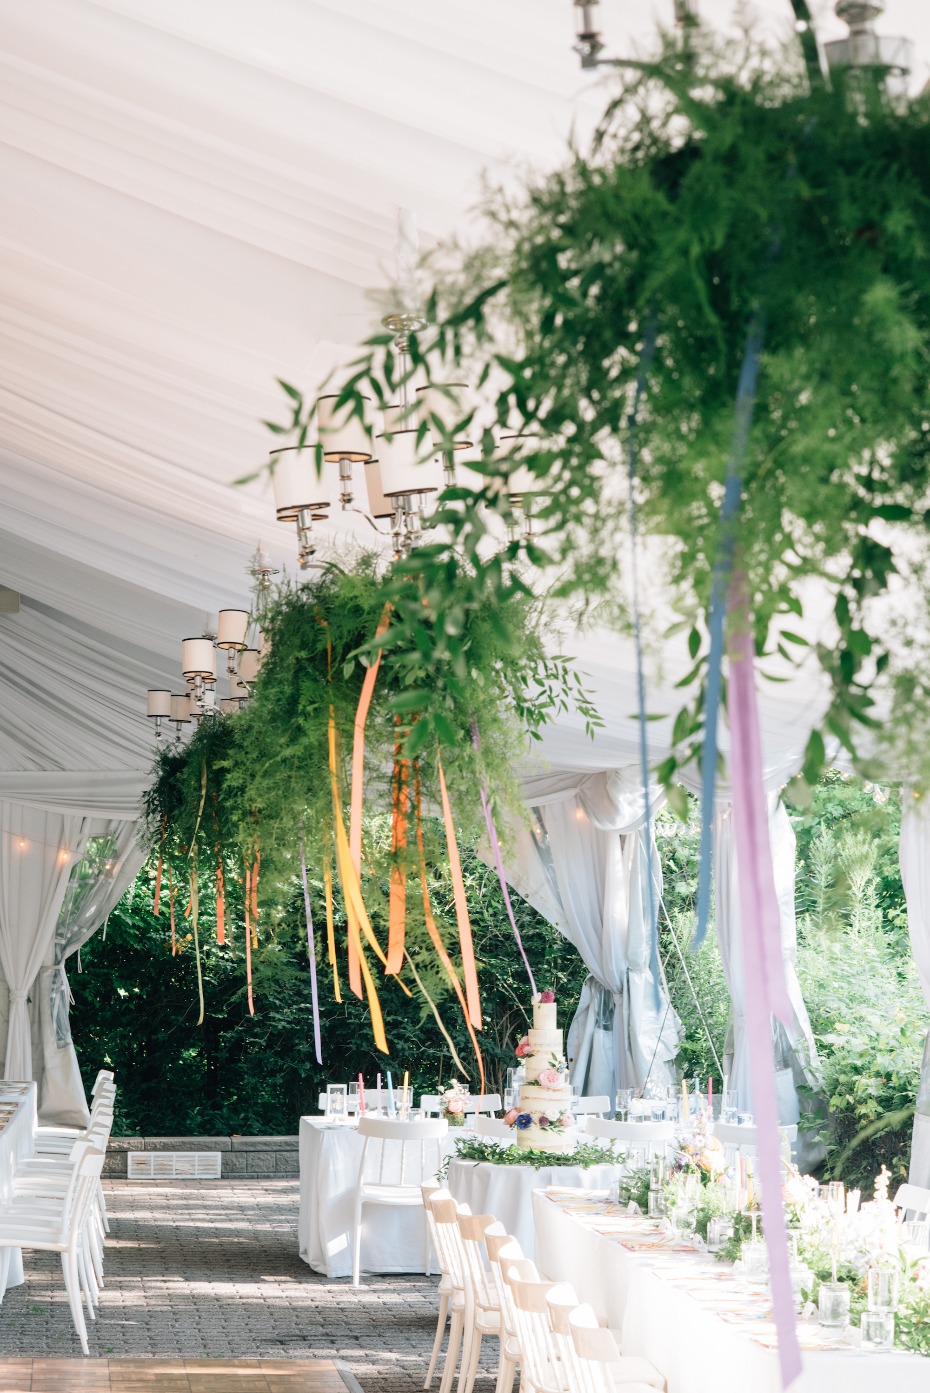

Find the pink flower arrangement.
xmin=559 ymin=1112 xmax=574 ymax=1128
xmin=538 ymin=1068 xmax=562 ymax=1088
xmin=445 ymin=1097 xmax=465 ymax=1115
xmin=503 ymin=1107 xmax=519 ymax=1126
xmin=539 ymin=989 xmax=555 ymax=1004
xmin=515 ymin=1037 xmax=531 ymax=1058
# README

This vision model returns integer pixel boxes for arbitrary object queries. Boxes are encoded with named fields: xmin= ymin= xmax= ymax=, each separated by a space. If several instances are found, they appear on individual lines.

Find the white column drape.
xmin=36 ymin=821 xmax=144 ymax=1125
xmin=900 ymin=795 xmax=930 ymax=1187
xmin=0 ymin=802 xmax=91 ymax=1081
xmin=714 ymin=796 xmax=824 ymax=1169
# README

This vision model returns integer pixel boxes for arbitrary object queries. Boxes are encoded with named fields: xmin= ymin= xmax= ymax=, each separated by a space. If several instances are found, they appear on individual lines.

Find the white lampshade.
xmin=216 ymin=609 xmax=250 ymax=650
xmin=201 ymin=688 xmax=217 ymax=711
xmin=271 ymin=447 xmax=341 ymax=519
xmin=170 ymin=694 xmax=192 ymax=724
xmin=231 ymin=678 xmax=250 ymax=698
xmin=364 ymin=459 xmax=393 ymax=519
xmin=316 ymin=395 xmax=373 ymax=462
xmin=239 ymin=648 xmax=261 ymax=684
xmin=181 ymin=637 xmax=216 ymax=679
xmin=416 ymin=383 xmax=475 ymax=450
xmin=147 ymin=689 xmax=172 ymax=719
xmin=375 ymin=427 xmax=440 ymax=497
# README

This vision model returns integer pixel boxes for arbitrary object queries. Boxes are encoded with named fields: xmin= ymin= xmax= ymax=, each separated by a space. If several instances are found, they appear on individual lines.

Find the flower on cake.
xmin=503 ymin=1107 xmax=519 ymax=1126
xmin=559 ymin=1112 xmax=574 ymax=1128
xmin=515 ymin=1036 xmax=531 ymax=1058
xmin=532 ymin=989 xmax=555 ymax=1004
xmin=538 ymin=1115 xmax=551 ymax=1128
xmin=514 ymin=1113 xmax=533 ymax=1130
xmin=537 ymin=1068 xmax=562 ymax=1089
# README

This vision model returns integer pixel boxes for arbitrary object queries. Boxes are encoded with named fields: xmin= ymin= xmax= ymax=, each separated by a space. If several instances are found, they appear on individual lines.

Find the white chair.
xmin=0 ymin=1145 xmax=105 ymax=1354
xmin=894 ymin=1183 xmax=930 ymax=1220
xmin=585 ymin=1118 xmax=675 ymax=1156
xmin=485 ymin=1233 xmax=524 ymax=1393
xmin=569 ymin=1303 xmax=662 ymax=1393
xmin=421 ymin=1094 xmax=502 ymax=1117
xmin=507 ymin=1270 xmax=567 ymax=1393
xmin=546 ymin=1286 xmax=665 ymax=1391
xmin=571 ymin=1096 xmax=611 ymax=1119
xmin=474 ymin=1116 xmax=515 ymax=1142
xmin=423 ymin=1183 xmax=453 ymax=1390
xmin=425 ymin=1190 xmax=469 ymax=1393
xmin=456 ymin=1213 xmax=504 ymax=1393
xmin=351 ymin=1115 xmax=448 ymax=1286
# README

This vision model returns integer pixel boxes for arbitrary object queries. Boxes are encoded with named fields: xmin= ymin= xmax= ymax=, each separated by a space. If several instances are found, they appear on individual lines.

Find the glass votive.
xmin=706 ymin=1216 xmax=735 ymax=1253
xmin=861 ymin=1309 xmax=894 ymax=1350
xmin=347 ymin=1082 xmax=360 ymax=1115
xmin=818 ymin=1281 xmax=850 ymax=1329
xmin=868 ymin=1266 xmax=900 ymax=1312
xmin=741 ymin=1240 xmax=770 ymax=1286
xmin=647 ymin=1189 xmax=667 ymax=1219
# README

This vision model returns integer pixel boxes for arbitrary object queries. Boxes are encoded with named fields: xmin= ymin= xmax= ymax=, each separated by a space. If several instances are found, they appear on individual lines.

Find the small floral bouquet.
xmin=439 ymin=1080 xmax=470 ymax=1127
xmin=670 ymin=1107 xmax=727 ymax=1187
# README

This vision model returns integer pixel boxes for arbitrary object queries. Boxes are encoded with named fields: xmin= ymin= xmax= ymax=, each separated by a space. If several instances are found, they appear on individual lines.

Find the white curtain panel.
xmin=0 ymin=801 xmax=91 ymax=1082
xmin=36 ymin=820 xmax=145 ymax=1126
xmin=714 ymin=796 xmax=824 ymax=1169
xmin=900 ymin=795 xmax=930 ymax=1186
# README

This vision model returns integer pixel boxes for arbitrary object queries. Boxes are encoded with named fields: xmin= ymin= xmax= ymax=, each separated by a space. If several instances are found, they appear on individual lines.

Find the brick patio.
xmin=0 ymin=1180 xmax=497 ymax=1393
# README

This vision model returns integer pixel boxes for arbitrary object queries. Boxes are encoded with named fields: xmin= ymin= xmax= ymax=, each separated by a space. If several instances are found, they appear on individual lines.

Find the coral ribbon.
xmin=168 ymin=865 xmax=176 ymax=956
xmin=728 ymin=575 xmax=800 ymax=1389
xmin=347 ymin=604 xmax=392 ymax=997
xmin=190 ymin=864 xmax=205 ymax=1027
xmin=153 ymin=816 xmax=166 ymax=916
xmin=250 ymin=846 xmax=260 ymax=948
xmin=300 ymin=842 xmax=323 ymax=1066
xmin=414 ymin=768 xmax=485 ymax=1094
xmin=437 ymin=758 xmax=481 ymax=1030
xmin=216 ymin=856 xmax=225 ymax=946
xmin=243 ymin=861 xmax=255 ymax=1017
xmin=387 ymin=740 xmax=409 ymax=975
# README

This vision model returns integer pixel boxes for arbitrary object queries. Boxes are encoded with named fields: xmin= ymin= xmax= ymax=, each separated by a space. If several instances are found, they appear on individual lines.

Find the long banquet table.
xmin=533 ymin=1188 xmax=928 ymax=1393
xmin=0 ymin=1080 xmax=38 ymax=1298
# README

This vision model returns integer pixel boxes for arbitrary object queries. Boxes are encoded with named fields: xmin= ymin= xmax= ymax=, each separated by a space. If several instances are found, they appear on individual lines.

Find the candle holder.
xmin=818 ymin=1281 xmax=850 ymax=1329
xmin=867 ymin=1266 xmax=900 ymax=1312
xmin=860 ymin=1309 xmax=895 ymax=1350
xmin=707 ymin=1216 xmax=735 ymax=1253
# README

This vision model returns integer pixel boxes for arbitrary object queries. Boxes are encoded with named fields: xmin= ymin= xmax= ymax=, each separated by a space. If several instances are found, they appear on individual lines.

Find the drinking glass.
xmin=671 ymin=1203 xmax=696 ymax=1237
xmin=826 ymin=1181 xmax=846 ymax=1216
xmin=867 ymin=1266 xmax=900 ymax=1312
xmin=347 ymin=1082 xmax=360 ymax=1116
xmin=860 ymin=1310 xmax=894 ymax=1350
xmin=647 ymin=1189 xmax=667 ymax=1219
xmin=818 ymin=1281 xmax=850 ymax=1329
xmin=742 ymin=1240 xmax=770 ymax=1286
xmin=706 ymin=1216 xmax=735 ymax=1253
xmin=723 ymin=1091 xmax=740 ymax=1124
xmin=326 ymin=1083 xmax=348 ymax=1120
xmin=616 ymin=1088 xmax=634 ymax=1121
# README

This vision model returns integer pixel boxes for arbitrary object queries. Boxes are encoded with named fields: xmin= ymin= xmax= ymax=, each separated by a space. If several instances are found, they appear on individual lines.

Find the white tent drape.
xmin=36 ymin=821 xmax=145 ymax=1125
xmin=900 ymin=795 xmax=930 ymax=1186
xmin=714 ymin=797 xmax=824 ymax=1169
xmin=0 ymin=802 xmax=91 ymax=1081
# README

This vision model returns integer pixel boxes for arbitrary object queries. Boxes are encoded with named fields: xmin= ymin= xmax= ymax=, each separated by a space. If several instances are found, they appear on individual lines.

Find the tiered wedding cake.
xmin=513 ymin=993 xmax=576 ymax=1153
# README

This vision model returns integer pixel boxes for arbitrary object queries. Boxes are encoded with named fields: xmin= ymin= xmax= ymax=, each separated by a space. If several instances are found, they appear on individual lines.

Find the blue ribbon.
xmin=692 ymin=316 xmax=765 ymax=949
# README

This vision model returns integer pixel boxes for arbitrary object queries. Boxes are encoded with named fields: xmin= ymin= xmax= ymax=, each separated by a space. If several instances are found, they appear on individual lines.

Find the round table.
xmin=446 ymin=1155 xmax=625 ymax=1260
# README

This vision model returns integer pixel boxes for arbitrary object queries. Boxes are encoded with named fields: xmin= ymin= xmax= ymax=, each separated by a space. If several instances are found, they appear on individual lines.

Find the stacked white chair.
xmin=424 ymin=1190 xmax=470 ymax=1393
xmin=351 ymin=1115 xmax=448 ymax=1286
xmin=0 ymin=1145 xmax=106 ymax=1354
xmin=568 ymin=1303 xmax=664 ymax=1393
xmin=456 ymin=1213 xmax=505 ymax=1393
xmin=485 ymin=1233 xmax=525 ymax=1393
xmin=547 ymin=1288 xmax=664 ymax=1391
xmin=422 ymin=1183 xmax=454 ymax=1389
xmin=584 ymin=1117 xmax=675 ymax=1157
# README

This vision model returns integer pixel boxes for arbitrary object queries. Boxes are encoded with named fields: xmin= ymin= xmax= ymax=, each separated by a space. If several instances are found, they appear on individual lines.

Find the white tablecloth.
xmin=533 ymin=1189 xmax=928 ymax=1393
xmin=0 ymin=1081 xmax=38 ymax=1295
xmin=298 ymin=1116 xmax=464 ymax=1279
xmin=448 ymin=1158 xmax=625 ymax=1260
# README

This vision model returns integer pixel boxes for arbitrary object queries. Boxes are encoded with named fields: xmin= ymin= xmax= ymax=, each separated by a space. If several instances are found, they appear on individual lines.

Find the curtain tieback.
xmin=9 ymin=989 xmax=28 ymax=1003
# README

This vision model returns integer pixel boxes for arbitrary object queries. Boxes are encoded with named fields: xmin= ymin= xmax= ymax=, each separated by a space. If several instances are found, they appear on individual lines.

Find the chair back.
xmin=356 ymin=1114 xmax=448 ymax=1190
xmin=456 ymin=1213 xmax=500 ymax=1312
xmin=466 ymin=1094 xmax=502 ymax=1115
xmin=895 ymin=1183 xmax=930 ymax=1220
xmin=571 ymin=1096 xmax=611 ymax=1118
xmin=486 ymin=1234 xmax=523 ymax=1340
xmin=91 ymin=1070 xmax=114 ymax=1097
xmin=425 ymin=1190 xmax=467 ymax=1293
xmin=508 ymin=1272 xmax=563 ymax=1393
xmin=569 ymin=1303 xmax=623 ymax=1393
xmin=545 ymin=1284 xmax=584 ymax=1391
xmin=474 ymin=1115 xmax=513 ymax=1141
xmin=585 ymin=1117 xmax=674 ymax=1153
xmin=57 ymin=1146 xmax=105 ymax=1247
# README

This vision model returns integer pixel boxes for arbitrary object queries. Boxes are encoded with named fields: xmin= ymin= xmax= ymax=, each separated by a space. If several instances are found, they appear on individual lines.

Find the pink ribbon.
xmin=728 ymin=577 xmax=801 ymax=1388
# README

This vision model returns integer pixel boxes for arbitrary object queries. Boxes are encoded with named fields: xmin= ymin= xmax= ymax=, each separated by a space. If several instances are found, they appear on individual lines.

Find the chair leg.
xmin=457 ymin=1319 xmax=474 ymax=1393
xmin=460 ymin=1328 xmax=483 ymax=1393
xmin=438 ymin=1308 xmax=464 ymax=1393
xmin=352 ymin=1199 xmax=364 ymax=1288
xmin=62 ymin=1251 xmax=89 ymax=1355
xmin=96 ymin=1179 xmax=110 ymax=1235
xmin=495 ymin=1353 xmax=516 ymax=1393
xmin=0 ymin=1245 xmax=12 ymax=1304
xmin=77 ymin=1244 xmax=96 ymax=1320
xmin=424 ymin=1289 xmax=450 ymax=1388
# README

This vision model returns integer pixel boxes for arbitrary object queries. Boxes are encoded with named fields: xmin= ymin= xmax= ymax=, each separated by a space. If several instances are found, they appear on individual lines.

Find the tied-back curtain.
xmin=0 ymin=801 xmax=90 ymax=1082
xmin=535 ymin=788 xmax=681 ymax=1099
xmin=714 ymin=796 xmax=824 ymax=1169
xmin=36 ymin=820 xmax=144 ymax=1125
xmin=900 ymin=794 xmax=930 ymax=1187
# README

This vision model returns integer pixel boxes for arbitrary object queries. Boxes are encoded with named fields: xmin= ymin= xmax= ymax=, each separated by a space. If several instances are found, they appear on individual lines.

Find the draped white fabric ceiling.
xmin=2 ymin=0 xmax=928 ymax=799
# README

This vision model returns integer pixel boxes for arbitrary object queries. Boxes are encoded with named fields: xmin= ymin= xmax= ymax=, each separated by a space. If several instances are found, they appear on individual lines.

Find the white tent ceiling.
xmin=1 ymin=0 xmax=927 ymax=800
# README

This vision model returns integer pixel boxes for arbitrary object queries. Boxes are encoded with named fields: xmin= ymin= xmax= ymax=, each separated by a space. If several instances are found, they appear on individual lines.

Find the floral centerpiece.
xmin=439 ymin=1080 xmax=470 ymax=1128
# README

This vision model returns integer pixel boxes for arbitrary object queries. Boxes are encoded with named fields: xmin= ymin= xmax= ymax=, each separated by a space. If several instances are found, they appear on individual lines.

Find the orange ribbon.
xmin=387 ymin=738 xmax=409 ymax=976
xmin=250 ymin=849 xmax=260 ymax=949
xmin=323 ymin=843 xmax=341 ymax=1003
xmin=216 ymin=856 xmax=226 ymax=946
xmin=413 ymin=767 xmax=484 ymax=1094
xmin=438 ymin=757 xmax=482 ymax=1031
xmin=168 ymin=865 xmax=176 ymax=956
xmin=243 ymin=861 xmax=255 ymax=1017
xmin=348 ymin=604 xmax=392 ymax=997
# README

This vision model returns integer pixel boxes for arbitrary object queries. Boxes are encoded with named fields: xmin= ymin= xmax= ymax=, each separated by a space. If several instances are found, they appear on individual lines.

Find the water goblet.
xmin=860 ymin=1310 xmax=894 ymax=1350
xmin=741 ymin=1239 xmax=770 ymax=1286
xmin=616 ymin=1088 xmax=634 ymax=1122
xmin=867 ymin=1266 xmax=900 ymax=1312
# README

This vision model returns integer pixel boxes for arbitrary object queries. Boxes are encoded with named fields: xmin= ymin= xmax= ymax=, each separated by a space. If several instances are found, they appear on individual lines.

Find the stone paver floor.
xmin=0 ymin=1180 xmax=497 ymax=1393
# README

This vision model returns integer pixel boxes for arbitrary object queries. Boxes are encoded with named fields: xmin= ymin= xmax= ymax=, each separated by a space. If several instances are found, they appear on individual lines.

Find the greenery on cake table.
xmin=444 ymin=1136 xmax=622 ymax=1172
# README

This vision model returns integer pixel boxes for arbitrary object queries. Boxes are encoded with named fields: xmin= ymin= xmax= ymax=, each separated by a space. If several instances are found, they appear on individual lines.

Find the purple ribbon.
xmin=300 ymin=842 xmax=323 ymax=1067
xmin=472 ymin=720 xmax=537 ymax=996
xmin=728 ymin=576 xmax=800 ymax=1389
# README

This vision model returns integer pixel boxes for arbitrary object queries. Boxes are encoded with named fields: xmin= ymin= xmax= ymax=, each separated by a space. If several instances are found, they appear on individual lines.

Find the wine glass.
xmin=616 ymin=1088 xmax=634 ymax=1121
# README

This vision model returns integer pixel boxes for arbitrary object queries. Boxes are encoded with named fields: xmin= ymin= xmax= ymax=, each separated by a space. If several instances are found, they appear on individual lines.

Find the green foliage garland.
xmin=441 ymin=1136 xmax=620 ymax=1172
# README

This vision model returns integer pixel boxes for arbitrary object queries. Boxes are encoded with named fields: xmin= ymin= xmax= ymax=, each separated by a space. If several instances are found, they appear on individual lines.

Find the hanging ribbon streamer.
xmin=348 ymin=604 xmax=392 ymax=997
xmin=403 ymin=949 xmax=469 ymax=1077
xmin=728 ymin=574 xmax=801 ymax=1388
xmin=243 ymin=861 xmax=255 ymax=1017
xmin=215 ymin=856 xmax=226 ymax=946
xmin=168 ymin=865 xmax=177 ymax=956
xmin=328 ymin=711 xmax=390 ymax=1051
xmin=414 ymin=767 xmax=485 ymax=1093
xmin=190 ymin=864 xmax=205 ymax=1027
xmin=471 ymin=721 xmax=536 ymax=997
xmin=694 ymin=314 xmax=765 ymax=949
xmin=189 ymin=761 xmax=208 ymax=858
xmin=323 ymin=845 xmax=341 ymax=1003
xmin=153 ymin=815 xmax=166 ymax=916
xmin=387 ymin=734 xmax=409 ymax=975
xmin=250 ymin=842 xmax=260 ymax=948
xmin=300 ymin=841 xmax=323 ymax=1067
xmin=624 ymin=320 xmax=664 ymax=1008
xmin=437 ymin=757 xmax=482 ymax=1031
